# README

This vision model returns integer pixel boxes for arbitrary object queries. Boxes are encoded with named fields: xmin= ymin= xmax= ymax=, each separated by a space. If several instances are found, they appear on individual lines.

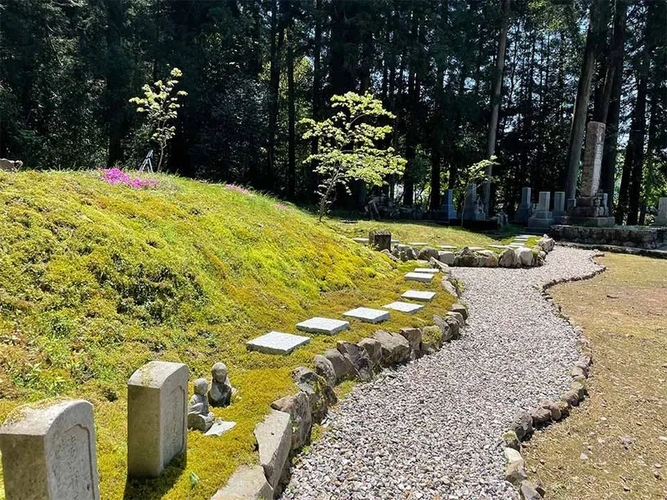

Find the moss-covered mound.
xmin=0 ymin=170 xmax=455 ymax=499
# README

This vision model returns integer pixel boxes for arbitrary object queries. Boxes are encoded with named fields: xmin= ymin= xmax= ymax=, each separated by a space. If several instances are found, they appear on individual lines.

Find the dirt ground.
xmin=523 ymin=252 xmax=667 ymax=499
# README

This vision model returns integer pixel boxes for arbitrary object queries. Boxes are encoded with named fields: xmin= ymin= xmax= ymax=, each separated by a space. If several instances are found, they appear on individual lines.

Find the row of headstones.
xmin=0 ymin=360 xmax=209 ymax=500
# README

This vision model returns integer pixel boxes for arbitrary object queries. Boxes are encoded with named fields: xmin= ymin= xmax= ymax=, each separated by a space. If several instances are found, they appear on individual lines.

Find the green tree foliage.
xmin=129 ymin=68 xmax=187 ymax=172
xmin=301 ymin=93 xmax=406 ymax=220
xmin=1 ymin=0 xmax=665 ymax=223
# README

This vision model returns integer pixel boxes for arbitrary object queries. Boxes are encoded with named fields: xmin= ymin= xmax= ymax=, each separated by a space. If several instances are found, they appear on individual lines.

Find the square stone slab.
xmin=401 ymin=290 xmax=436 ymax=302
xmin=488 ymin=244 xmax=511 ymax=249
xmin=383 ymin=301 xmax=424 ymax=314
xmin=246 ymin=332 xmax=310 ymax=355
xmin=296 ymin=317 xmax=350 ymax=335
xmin=205 ymin=420 xmax=236 ymax=437
xmin=467 ymin=246 xmax=485 ymax=251
xmin=414 ymin=268 xmax=439 ymax=274
xmin=438 ymin=245 xmax=457 ymax=249
xmin=408 ymin=242 xmax=428 ymax=246
xmin=405 ymin=272 xmax=435 ymax=283
xmin=352 ymin=237 xmax=368 ymax=243
xmin=509 ymin=242 xmax=526 ymax=248
xmin=343 ymin=307 xmax=390 ymax=323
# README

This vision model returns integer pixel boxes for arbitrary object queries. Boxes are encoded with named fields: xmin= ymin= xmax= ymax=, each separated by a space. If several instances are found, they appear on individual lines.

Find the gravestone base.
xmin=564 ymin=194 xmax=614 ymax=227
xmin=514 ymin=206 xmax=533 ymax=224
xmin=527 ymin=211 xmax=555 ymax=230
xmin=561 ymin=216 xmax=616 ymax=227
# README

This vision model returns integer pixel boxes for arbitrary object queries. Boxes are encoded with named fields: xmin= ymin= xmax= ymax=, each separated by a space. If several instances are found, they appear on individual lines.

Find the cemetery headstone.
xmin=656 ymin=197 xmax=667 ymax=226
xmin=514 ymin=187 xmax=533 ymax=224
xmin=462 ymin=184 xmax=486 ymax=221
xmin=564 ymin=121 xmax=615 ymax=227
xmin=527 ymin=191 xmax=555 ymax=230
xmin=128 ymin=361 xmax=188 ymax=478
xmin=553 ymin=191 xmax=566 ymax=222
xmin=0 ymin=399 xmax=100 ymax=500
xmin=441 ymin=189 xmax=458 ymax=220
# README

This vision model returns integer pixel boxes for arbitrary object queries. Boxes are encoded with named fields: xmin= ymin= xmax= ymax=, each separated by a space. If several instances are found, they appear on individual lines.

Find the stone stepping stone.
xmin=343 ymin=307 xmax=390 ymax=323
xmin=391 ymin=239 xmax=399 ymax=244
xmin=296 ymin=317 xmax=350 ymax=335
xmin=467 ymin=246 xmax=486 ymax=251
xmin=402 ymin=290 xmax=436 ymax=302
xmin=488 ymin=244 xmax=510 ymax=249
xmin=438 ymin=245 xmax=457 ymax=250
xmin=408 ymin=242 xmax=428 ymax=246
xmin=405 ymin=272 xmax=435 ymax=283
xmin=383 ymin=301 xmax=424 ymax=314
xmin=205 ymin=420 xmax=236 ymax=437
xmin=352 ymin=237 xmax=368 ymax=243
xmin=509 ymin=242 xmax=526 ymax=248
xmin=246 ymin=332 xmax=310 ymax=355
xmin=414 ymin=267 xmax=439 ymax=274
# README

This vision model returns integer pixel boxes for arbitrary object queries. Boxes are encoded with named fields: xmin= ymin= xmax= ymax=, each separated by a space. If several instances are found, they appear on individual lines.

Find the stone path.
xmin=283 ymin=246 xmax=602 ymax=500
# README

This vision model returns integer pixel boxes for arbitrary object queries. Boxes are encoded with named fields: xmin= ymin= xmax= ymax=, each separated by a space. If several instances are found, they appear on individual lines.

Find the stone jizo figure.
xmin=188 ymin=378 xmax=215 ymax=432
xmin=208 ymin=362 xmax=235 ymax=407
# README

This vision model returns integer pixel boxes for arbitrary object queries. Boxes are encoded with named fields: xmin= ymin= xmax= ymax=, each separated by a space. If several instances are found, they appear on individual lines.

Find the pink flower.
xmin=225 ymin=184 xmax=251 ymax=195
xmin=276 ymin=204 xmax=287 ymax=210
xmin=100 ymin=168 xmax=157 ymax=189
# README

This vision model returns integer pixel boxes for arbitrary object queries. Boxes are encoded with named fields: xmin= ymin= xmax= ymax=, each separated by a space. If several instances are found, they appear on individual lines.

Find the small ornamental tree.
xmin=129 ymin=67 xmax=187 ymax=172
xmin=301 ymin=92 xmax=406 ymax=221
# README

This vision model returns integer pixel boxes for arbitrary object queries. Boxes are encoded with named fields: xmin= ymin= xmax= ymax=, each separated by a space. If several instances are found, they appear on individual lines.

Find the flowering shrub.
xmin=101 ymin=168 xmax=158 ymax=189
xmin=225 ymin=184 xmax=251 ymax=195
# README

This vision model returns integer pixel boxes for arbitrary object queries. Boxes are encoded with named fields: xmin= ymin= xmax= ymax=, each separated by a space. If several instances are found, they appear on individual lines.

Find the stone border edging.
xmin=501 ymin=250 xmax=607 ymax=499
xmin=212 ymin=269 xmax=466 ymax=499
xmin=556 ymin=241 xmax=667 ymax=260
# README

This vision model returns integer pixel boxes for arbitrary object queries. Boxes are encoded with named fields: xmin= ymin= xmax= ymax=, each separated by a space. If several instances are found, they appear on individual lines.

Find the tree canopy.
xmin=0 ymin=0 xmax=665 ymax=223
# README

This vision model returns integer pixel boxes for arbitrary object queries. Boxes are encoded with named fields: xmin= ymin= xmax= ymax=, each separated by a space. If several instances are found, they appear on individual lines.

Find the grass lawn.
xmin=0 ymin=170 xmax=458 ymax=499
xmin=523 ymin=253 xmax=667 ymax=499
xmin=327 ymin=219 xmax=499 ymax=249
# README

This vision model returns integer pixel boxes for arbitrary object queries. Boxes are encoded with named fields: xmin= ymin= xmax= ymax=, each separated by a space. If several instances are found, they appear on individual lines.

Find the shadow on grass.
xmin=123 ymin=453 xmax=186 ymax=500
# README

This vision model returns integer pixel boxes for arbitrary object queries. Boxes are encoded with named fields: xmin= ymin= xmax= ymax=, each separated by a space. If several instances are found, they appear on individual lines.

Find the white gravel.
xmin=283 ymin=246 xmax=603 ymax=500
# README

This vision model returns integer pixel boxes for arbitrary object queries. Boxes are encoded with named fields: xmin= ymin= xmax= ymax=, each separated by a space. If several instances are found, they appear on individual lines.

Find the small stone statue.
xmin=208 ymin=362 xmax=235 ymax=407
xmin=188 ymin=378 xmax=215 ymax=432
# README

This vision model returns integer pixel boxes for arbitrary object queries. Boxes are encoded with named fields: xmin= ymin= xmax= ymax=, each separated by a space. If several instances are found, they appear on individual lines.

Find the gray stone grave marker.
xmin=343 ymin=307 xmax=390 ymax=323
xmin=581 ymin=121 xmax=606 ymax=197
xmin=0 ymin=399 xmax=100 ymax=500
xmin=515 ymin=187 xmax=533 ymax=223
xmin=246 ymin=332 xmax=310 ymax=355
xmin=405 ymin=272 xmax=434 ymax=283
xmin=401 ymin=290 xmax=436 ymax=302
xmin=528 ymin=191 xmax=555 ymax=230
xmin=441 ymin=189 xmax=458 ymax=220
xmin=656 ymin=197 xmax=667 ymax=226
xmin=383 ymin=301 xmax=424 ymax=314
xmin=128 ymin=361 xmax=188 ymax=478
xmin=296 ymin=317 xmax=350 ymax=335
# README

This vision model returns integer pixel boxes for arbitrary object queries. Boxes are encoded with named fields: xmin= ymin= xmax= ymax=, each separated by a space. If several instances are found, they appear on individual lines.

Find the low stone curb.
xmin=212 ymin=268 xmax=466 ymax=499
xmin=501 ymin=251 xmax=607 ymax=499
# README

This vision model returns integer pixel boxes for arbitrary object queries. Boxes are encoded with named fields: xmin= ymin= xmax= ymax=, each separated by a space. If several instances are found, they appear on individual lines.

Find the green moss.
xmin=421 ymin=325 xmax=442 ymax=345
xmin=0 ymin=170 xmax=458 ymax=499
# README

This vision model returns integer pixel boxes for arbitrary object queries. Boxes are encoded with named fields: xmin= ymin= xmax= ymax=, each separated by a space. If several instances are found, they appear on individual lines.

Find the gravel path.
xmin=283 ymin=246 xmax=603 ymax=500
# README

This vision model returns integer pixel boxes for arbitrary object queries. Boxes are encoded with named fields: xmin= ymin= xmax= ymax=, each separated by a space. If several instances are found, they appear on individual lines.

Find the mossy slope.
xmin=0 ymin=171 xmax=455 ymax=499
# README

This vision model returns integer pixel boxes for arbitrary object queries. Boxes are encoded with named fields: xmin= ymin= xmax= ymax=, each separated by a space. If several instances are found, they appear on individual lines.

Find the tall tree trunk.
xmin=309 ymin=0 xmax=323 ymax=200
xmin=564 ymin=0 xmax=604 ymax=201
xmin=287 ymin=22 xmax=296 ymax=200
xmin=600 ymin=0 xmax=627 ymax=212
xmin=266 ymin=0 xmax=283 ymax=189
xmin=430 ymin=64 xmax=444 ymax=211
xmin=105 ymin=0 xmax=128 ymax=168
xmin=483 ymin=0 xmax=511 ymax=215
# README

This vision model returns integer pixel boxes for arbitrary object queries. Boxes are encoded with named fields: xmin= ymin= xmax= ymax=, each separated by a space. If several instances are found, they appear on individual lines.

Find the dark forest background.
xmin=0 ymin=0 xmax=665 ymax=223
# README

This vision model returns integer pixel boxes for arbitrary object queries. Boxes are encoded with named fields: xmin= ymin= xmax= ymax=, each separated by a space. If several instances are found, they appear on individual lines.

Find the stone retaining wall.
xmin=551 ymin=224 xmax=667 ymax=249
